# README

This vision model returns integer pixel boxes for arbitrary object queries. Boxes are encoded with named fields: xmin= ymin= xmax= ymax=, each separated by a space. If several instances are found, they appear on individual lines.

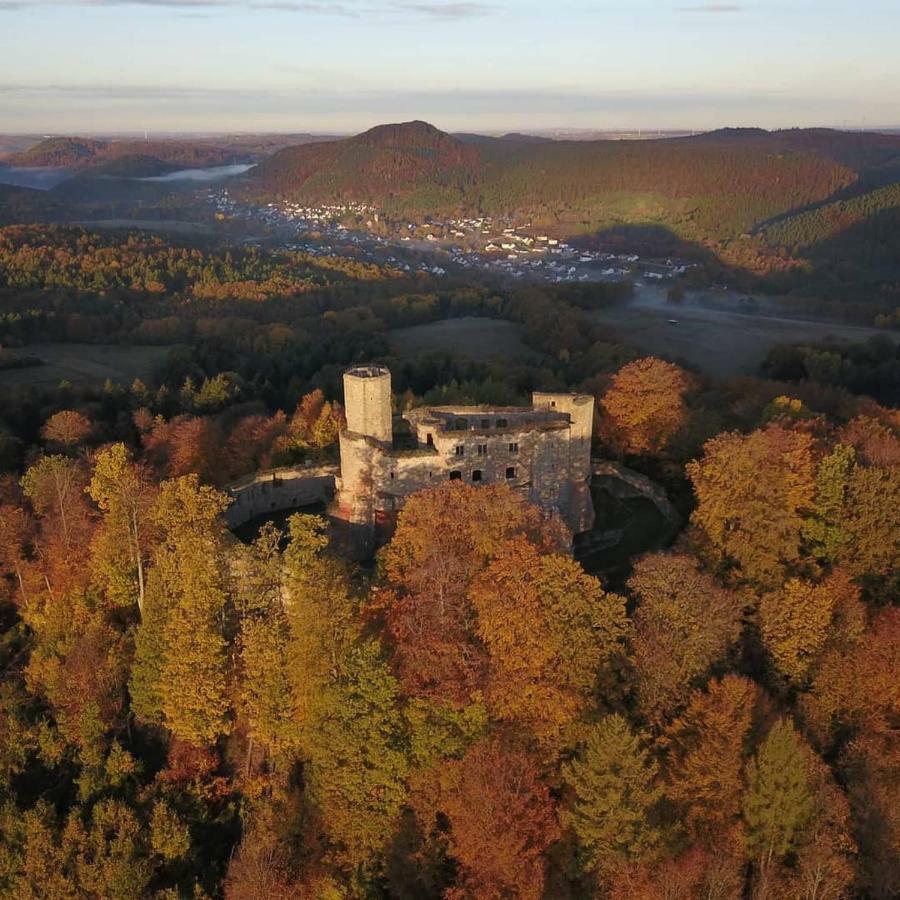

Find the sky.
xmin=0 ymin=0 xmax=898 ymax=134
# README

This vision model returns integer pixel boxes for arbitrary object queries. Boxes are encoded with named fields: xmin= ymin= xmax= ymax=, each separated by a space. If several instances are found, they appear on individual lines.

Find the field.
xmin=595 ymin=286 xmax=897 ymax=377
xmin=74 ymin=219 xmax=215 ymax=235
xmin=0 ymin=342 xmax=174 ymax=387
xmin=389 ymin=317 xmax=540 ymax=362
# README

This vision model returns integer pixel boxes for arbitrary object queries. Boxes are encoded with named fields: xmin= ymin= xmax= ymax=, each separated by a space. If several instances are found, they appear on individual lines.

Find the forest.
xmin=1 ymin=138 xmax=247 ymax=173
xmin=0 ymin=221 xmax=897 ymax=898
xmin=237 ymin=123 xmax=900 ymax=307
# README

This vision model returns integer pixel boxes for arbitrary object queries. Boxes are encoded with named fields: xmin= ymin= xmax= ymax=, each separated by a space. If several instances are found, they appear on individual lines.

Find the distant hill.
xmin=5 ymin=137 xmax=107 ymax=168
xmin=0 ymin=183 xmax=61 ymax=224
xmin=247 ymin=120 xmax=481 ymax=211
xmin=3 ymin=136 xmax=245 ymax=172
xmin=241 ymin=121 xmax=900 ymax=298
xmin=244 ymin=121 xmax=862 ymax=239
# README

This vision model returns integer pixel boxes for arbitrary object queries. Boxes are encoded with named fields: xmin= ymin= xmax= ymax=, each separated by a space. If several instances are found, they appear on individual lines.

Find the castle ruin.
xmin=333 ymin=365 xmax=595 ymax=553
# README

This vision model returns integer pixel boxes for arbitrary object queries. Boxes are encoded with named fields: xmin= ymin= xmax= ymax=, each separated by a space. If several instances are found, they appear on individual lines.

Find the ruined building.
xmin=333 ymin=365 xmax=595 ymax=552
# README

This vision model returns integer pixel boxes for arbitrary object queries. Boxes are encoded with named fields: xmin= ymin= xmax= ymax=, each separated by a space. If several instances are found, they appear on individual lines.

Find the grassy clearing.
xmin=0 ymin=342 xmax=174 ymax=387
xmin=389 ymin=317 xmax=540 ymax=362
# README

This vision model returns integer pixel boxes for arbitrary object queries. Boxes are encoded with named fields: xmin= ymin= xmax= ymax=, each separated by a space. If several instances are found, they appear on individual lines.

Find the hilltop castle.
xmin=332 ymin=365 xmax=595 ymax=552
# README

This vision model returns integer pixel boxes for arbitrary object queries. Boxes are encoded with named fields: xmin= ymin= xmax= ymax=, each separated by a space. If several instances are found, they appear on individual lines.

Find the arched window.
xmin=472 ymin=470 xmax=483 ymax=483
xmin=449 ymin=470 xmax=462 ymax=481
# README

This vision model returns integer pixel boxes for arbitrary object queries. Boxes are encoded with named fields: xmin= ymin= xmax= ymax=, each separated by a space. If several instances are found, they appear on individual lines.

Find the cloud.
xmin=391 ymin=2 xmax=491 ymax=17
xmin=676 ymin=3 xmax=742 ymax=11
xmin=0 ymin=0 xmax=493 ymax=13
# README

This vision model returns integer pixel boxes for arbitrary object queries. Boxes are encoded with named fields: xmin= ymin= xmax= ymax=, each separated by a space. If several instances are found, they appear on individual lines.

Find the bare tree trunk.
xmin=246 ymin=735 xmax=255 ymax=778
xmin=132 ymin=508 xmax=145 ymax=618
xmin=14 ymin=565 xmax=28 ymax=609
xmin=55 ymin=477 xmax=70 ymax=549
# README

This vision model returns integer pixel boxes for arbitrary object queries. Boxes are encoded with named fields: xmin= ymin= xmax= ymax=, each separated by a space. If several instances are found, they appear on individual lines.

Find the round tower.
xmin=343 ymin=365 xmax=392 ymax=445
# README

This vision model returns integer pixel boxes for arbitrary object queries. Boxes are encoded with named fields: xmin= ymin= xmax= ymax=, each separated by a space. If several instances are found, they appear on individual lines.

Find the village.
xmin=208 ymin=189 xmax=695 ymax=285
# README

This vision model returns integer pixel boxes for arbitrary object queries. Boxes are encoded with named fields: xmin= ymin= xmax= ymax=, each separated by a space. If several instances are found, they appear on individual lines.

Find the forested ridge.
xmin=0 ymin=221 xmax=897 ymax=898
xmin=244 ymin=122 xmax=900 ymax=296
xmin=2 ymin=137 xmax=245 ymax=172
xmin=246 ymin=123 xmax=859 ymax=244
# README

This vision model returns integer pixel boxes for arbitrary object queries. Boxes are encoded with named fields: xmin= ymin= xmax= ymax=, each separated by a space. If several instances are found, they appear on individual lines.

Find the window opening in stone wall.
xmin=509 ymin=442 xmax=518 ymax=454
xmin=497 ymin=418 xmax=508 ymax=428
xmin=455 ymin=445 xmax=465 ymax=456
xmin=506 ymin=467 xmax=516 ymax=479
xmin=481 ymin=419 xmax=490 ymax=429
xmin=472 ymin=470 xmax=483 ymax=482
xmin=450 ymin=470 xmax=462 ymax=481
xmin=476 ymin=444 xmax=487 ymax=456
xmin=426 ymin=433 xmax=433 ymax=446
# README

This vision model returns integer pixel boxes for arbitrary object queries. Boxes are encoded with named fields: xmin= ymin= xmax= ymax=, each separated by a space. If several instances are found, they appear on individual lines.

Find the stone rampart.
xmin=224 ymin=463 xmax=339 ymax=528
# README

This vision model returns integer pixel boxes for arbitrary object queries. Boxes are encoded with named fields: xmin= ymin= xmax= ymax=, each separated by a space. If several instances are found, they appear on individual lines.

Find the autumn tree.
xmin=0 ymin=501 xmax=35 ymax=608
xmin=130 ymin=475 xmax=232 ymax=745
xmin=141 ymin=415 xmax=225 ymax=484
xmin=600 ymin=357 xmax=695 ymax=456
xmin=743 ymin=719 xmax=815 ymax=893
xmin=627 ymin=553 xmax=742 ymax=724
xmin=222 ymin=412 xmax=287 ymax=480
xmin=283 ymin=514 xmax=408 ymax=877
xmin=469 ymin=536 xmax=629 ymax=749
xmin=802 ymin=442 xmax=856 ymax=565
xmin=687 ymin=423 xmax=816 ymax=587
xmin=759 ymin=569 xmax=865 ymax=687
xmin=231 ymin=525 xmax=298 ymax=767
xmin=411 ymin=737 xmax=560 ymax=900
xmin=562 ymin=714 xmax=663 ymax=879
xmin=838 ymin=462 xmax=900 ymax=594
xmin=838 ymin=414 xmax=900 ymax=467
xmin=87 ymin=443 xmax=157 ymax=615
xmin=41 ymin=410 xmax=92 ymax=451
xmin=1 ymin=799 xmax=153 ymax=900
xmin=663 ymin=675 xmax=758 ymax=846
xmin=805 ymin=610 xmax=900 ymax=896
xmin=21 ymin=454 xmax=91 ymax=558
xmin=803 ymin=439 xmax=900 ymax=594
xmin=377 ymin=481 xmax=567 ymax=703
xmin=788 ymin=751 xmax=855 ymax=900
xmin=270 ymin=389 xmax=345 ymax=462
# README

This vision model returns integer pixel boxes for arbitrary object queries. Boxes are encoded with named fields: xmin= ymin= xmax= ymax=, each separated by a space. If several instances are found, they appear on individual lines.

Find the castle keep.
xmin=333 ymin=365 xmax=595 ymax=551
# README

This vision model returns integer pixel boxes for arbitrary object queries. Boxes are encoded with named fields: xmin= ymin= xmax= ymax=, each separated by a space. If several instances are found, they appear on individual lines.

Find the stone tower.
xmin=333 ymin=365 xmax=393 ymax=557
xmin=532 ymin=391 xmax=595 ymax=533
xmin=343 ymin=365 xmax=392 ymax=444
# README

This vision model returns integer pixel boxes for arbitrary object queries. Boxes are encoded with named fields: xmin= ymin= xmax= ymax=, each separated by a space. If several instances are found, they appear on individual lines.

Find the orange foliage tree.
xmin=627 ymin=552 xmax=743 ymax=724
xmin=469 ymin=536 xmax=629 ymax=750
xmin=375 ymin=482 xmax=567 ymax=703
xmin=686 ymin=423 xmax=816 ymax=588
xmin=40 ymin=409 xmax=93 ymax=450
xmin=600 ymin=357 xmax=695 ymax=456
xmin=410 ymin=737 xmax=560 ymax=900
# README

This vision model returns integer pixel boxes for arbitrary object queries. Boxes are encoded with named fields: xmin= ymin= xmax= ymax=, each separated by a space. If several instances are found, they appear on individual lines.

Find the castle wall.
xmin=225 ymin=464 xmax=338 ymax=528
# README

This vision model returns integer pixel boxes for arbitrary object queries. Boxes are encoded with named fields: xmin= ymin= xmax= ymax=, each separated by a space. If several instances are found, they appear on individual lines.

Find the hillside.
xmin=244 ymin=122 xmax=876 ymax=240
xmin=3 ymin=136 xmax=244 ymax=171
xmin=243 ymin=122 xmax=900 ymax=290
xmin=247 ymin=120 xmax=481 ymax=211
xmin=0 ymin=183 xmax=61 ymax=224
